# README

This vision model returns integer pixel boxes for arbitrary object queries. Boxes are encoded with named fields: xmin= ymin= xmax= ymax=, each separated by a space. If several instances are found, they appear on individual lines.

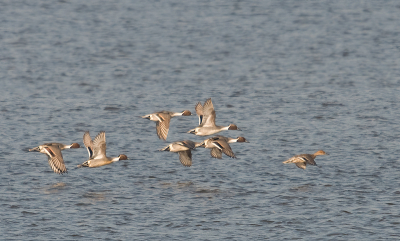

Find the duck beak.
xmin=141 ymin=115 xmax=150 ymax=119
xmin=187 ymin=129 xmax=196 ymax=134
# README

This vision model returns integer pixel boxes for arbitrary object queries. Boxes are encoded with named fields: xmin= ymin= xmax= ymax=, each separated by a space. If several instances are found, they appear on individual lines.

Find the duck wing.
xmin=179 ymin=140 xmax=196 ymax=149
xmin=201 ymin=98 xmax=216 ymax=127
xmin=92 ymin=131 xmax=107 ymax=159
xmin=212 ymin=139 xmax=236 ymax=158
xmin=195 ymin=102 xmax=204 ymax=125
xmin=43 ymin=146 xmax=67 ymax=174
xmin=283 ymin=156 xmax=308 ymax=169
xmin=299 ymin=154 xmax=317 ymax=166
xmin=155 ymin=112 xmax=171 ymax=140
xmin=178 ymin=150 xmax=192 ymax=167
xmin=210 ymin=148 xmax=223 ymax=159
xmin=83 ymin=131 xmax=94 ymax=159
xmin=295 ymin=162 xmax=307 ymax=169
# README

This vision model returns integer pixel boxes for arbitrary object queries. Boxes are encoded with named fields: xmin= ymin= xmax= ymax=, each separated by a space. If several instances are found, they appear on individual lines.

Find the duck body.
xmin=44 ymin=142 xmax=80 ymax=150
xmin=189 ymin=126 xmax=231 ymax=136
xmin=78 ymin=156 xmax=122 ymax=168
xmin=213 ymin=135 xmax=249 ymax=143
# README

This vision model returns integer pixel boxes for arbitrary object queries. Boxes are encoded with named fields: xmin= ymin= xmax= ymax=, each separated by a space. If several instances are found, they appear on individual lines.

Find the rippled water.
xmin=1 ymin=0 xmax=400 ymax=240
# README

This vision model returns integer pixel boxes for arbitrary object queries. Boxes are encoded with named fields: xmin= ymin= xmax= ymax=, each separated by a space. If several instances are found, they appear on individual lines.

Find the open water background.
xmin=1 ymin=0 xmax=400 ymax=240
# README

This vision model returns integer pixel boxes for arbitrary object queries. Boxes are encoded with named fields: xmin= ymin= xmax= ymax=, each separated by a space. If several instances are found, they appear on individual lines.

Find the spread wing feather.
xmin=156 ymin=113 xmax=171 ymax=141
xmin=201 ymin=98 xmax=216 ymax=127
xmin=210 ymin=148 xmax=222 ymax=159
xmin=178 ymin=150 xmax=192 ymax=167
xmin=195 ymin=102 xmax=204 ymax=125
xmin=295 ymin=162 xmax=307 ymax=169
xmin=299 ymin=154 xmax=317 ymax=165
xmin=83 ymin=131 xmax=94 ymax=159
xmin=92 ymin=131 xmax=106 ymax=158
xmin=44 ymin=146 xmax=67 ymax=174
xmin=211 ymin=140 xmax=236 ymax=158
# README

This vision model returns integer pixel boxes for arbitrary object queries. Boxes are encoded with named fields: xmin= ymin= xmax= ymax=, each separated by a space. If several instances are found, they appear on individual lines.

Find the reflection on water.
xmin=82 ymin=191 xmax=109 ymax=202
xmin=289 ymin=184 xmax=314 ymax=193
xmin=160 ymin=181 xmax=194 ymax=188
xmin=160 ymin=181 xmax=222 ymax=195
xmin=40 ymin=182 xmax=67 ymax=194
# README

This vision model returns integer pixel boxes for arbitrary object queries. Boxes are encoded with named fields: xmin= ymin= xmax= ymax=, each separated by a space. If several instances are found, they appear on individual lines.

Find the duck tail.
xmin=77 ymin=161 xmax=89 ymax=168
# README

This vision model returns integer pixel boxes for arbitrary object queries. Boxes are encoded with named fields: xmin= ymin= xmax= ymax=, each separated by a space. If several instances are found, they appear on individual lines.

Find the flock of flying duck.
xmin=29 ymin=98 xmax=327 ymax=174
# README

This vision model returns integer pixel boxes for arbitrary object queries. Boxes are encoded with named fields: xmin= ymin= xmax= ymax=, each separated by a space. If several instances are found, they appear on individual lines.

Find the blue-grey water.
xmin=1 ymin=1 xmax=400 ymax=240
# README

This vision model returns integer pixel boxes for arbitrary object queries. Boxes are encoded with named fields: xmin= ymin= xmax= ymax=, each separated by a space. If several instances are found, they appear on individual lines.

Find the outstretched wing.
xmin=178 ymin=150 xmax=192 ymax=167
xmin=92 ymin=131 xmax=106 ymax=159
xmin=283 ymin=156 xmax=307 ymax=169
xmin=83 ymin=131 xmax=94 ymax=158
xmin=210 ymin=148 xmax=222 ymax=159
xmin=295 ymin=162 xmax=307 ymax=169
xmin=300 ymin=154 xmax=317 ymax=166
xmin=155 ymin=112 xmax=171 ymax=140
xmin=43 ymin=146 xmax=67 ymax=174
xmin=212 ymin=139 xmax=236 ymax=158
xmin=195 ymin=102 xmax=204 ymax=125
xmin=201 ymin=98 xmax=216 ymax=127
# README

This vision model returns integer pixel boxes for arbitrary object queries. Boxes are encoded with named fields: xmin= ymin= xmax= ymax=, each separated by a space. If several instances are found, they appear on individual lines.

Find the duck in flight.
xmin=198 ymin=136 xmax=237 ymax=159
xmin=142 ymin=110 xmax=192 ymax=140
xmin=77 ymin=131 xmax=128 ymax=168
xmin=283 ymin=150 xmax=328 ymax=169
xmin=160 ymin=140 xmax=200 ymax=167
xmin=29 ymin=142 xmax=80 ymax=174
xmin=188 ymin=98 xmax=240 ymax=136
